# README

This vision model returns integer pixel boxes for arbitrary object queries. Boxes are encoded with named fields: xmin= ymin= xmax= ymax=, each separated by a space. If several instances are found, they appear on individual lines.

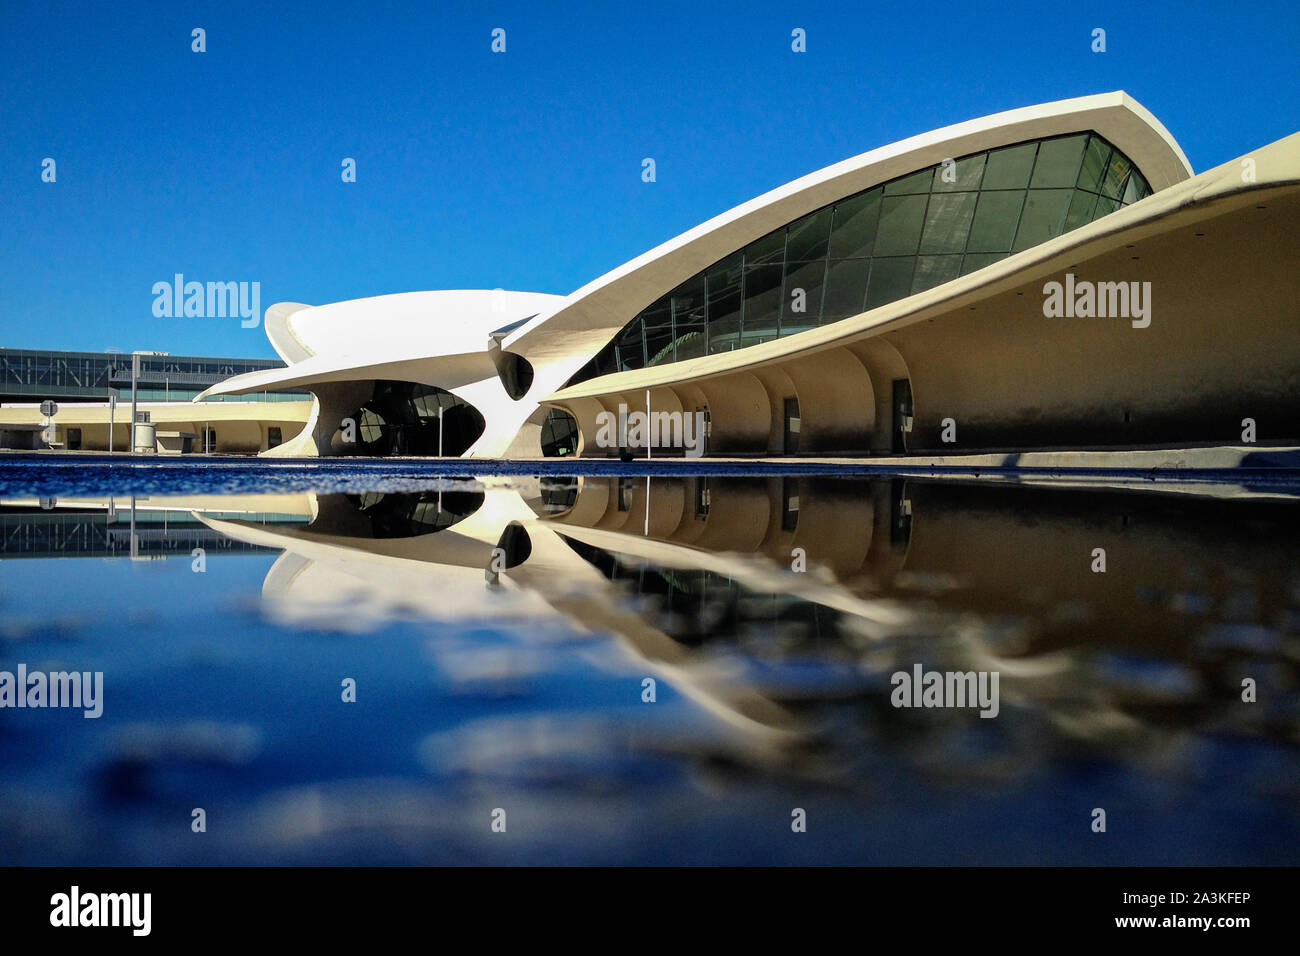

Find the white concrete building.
xmin=199 ymin=93 xmax=1300 ymax=458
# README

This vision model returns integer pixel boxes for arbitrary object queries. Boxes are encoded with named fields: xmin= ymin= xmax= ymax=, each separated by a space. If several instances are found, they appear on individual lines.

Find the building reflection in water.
xmin=2 ymin=475 xmax=1296 ymax=862
xmin=192 ymin=476 xmax=1300 ymax=774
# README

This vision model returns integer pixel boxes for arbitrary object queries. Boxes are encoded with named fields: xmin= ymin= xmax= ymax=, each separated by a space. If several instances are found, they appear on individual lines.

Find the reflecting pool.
xmin=1 ymin=465 xmax=1297 ymax=864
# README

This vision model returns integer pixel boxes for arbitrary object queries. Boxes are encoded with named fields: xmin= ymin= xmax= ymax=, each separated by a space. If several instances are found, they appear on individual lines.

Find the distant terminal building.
xmin=0 ymin=348 xmax=312 ymax=454
xmin=0 ymin=501 xmax=302 ymax=559
xmin=0 ymin=347 xmax=302 ymax=403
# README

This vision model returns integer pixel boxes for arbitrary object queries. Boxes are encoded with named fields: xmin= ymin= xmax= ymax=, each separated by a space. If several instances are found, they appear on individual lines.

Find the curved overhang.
xmin=195 ymin=349 xmax=500 ymax=400
xmin=265 ymin=301 xmax=316 ymax=364
xmin=546 ymin=129 xmax=1298 ymax=404
xmin=286 ymin=289 xmax=565 ymax=362
xmin=196 ymin=288 xmax=564 ymax=400
xmin=550 ymin=522 xmax=911 ymax=628
xmin=502 ymin=91 xmax=1191 ymax=380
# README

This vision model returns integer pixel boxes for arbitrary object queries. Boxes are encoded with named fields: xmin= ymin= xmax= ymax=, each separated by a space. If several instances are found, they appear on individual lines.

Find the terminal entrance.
xmin=783 ymin=397 xmax=801 ymax=455
xmin=892 ymin=379 xmax=913 ymax=453
xmin=333 ymin=381 xmax=485 ymax=457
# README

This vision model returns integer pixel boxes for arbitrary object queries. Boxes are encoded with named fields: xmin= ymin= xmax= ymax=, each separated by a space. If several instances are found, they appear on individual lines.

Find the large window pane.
xmin=1076 ymin=135 xmax=1112 ymax=191
xmin=1099 ymin=151 xmax=1133 ymax=199
xmin=960 ymin=251 xmax=1008 ymax=275
xmin=1012 ymin=189 xmax=1072 ymax=251
xmin=911 ymin=255 xmax=963 ymax=294
xmin=644 ymin=331 xmax=674 ymax=366
xmin=642 ymin=298 xmax=674 ymax=366
xmin=967 ymin=190 xmax=1025 ymax=252
xmin=828 ymin=188 xmax=881 ymax=258
xmin=741 ymin=263 xmax=784 ymax=345
xmin=822 ymin=259 xmax=870 ymax=318
xmin=982 ymin=142 xmax=1037 ymax=189
xmin=1062 ymin=189 xmax=1099 ymax=231
xmin=931 ymin=152 xmax=986 ymax=192
xmin=919 ymin=191 xmax=977 ymax=254
xmin=706 ymin=254 xmax=743 ymax=354
xmin=1030 ymin=135 xmax=1087 ymax=188
xmin=874 ymin=194 xmax=927 ymax=256
xmin=865 ymin=256 xmax=915 ymax=309
xmin=674 ymin=323 xmax=707 ymax=361
xmin=1121 ymin=169 xmax=1149 ymax=205
xmin=1092 ymin=195 xmax=1121 ymax=219
xmin=615 ymin=320 xmax=644 ymax=371
xmin=744 ymin=228 xmax=786 ymax=267
xmin=671 ymin=273 xmax=707 ymax=361
xmin=671 ymin=273 xmax=707 ymax=325
xmin=784 ymin=207 xmax=833 ymax=261
xmin=781 ymin=259 xmax=827 ymax=333
xmin=883 ymin=168 xmax=933 ymax=195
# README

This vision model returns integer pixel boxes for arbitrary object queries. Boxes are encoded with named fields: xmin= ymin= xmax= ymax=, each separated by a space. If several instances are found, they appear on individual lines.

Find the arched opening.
xmin=330 ymin=381 xmax=485 ymax=457
xmin=538 ymin=476 xmax=579 ymax=513
xmin=540 ymin=407 xmax=579 ymax=457
xmin=341 ymin=486 xmax=485 ymax=538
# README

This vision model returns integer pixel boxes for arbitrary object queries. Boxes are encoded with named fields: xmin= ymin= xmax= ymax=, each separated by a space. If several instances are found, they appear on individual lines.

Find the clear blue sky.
xmin=2 ymin=0 xmax=1296 ymax=358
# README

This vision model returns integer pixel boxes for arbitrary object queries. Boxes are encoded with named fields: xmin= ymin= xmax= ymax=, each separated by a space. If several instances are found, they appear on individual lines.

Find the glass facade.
xmin=540 ymin=408 xmax=579 ymax=457
xmin=0 ymin=506 xmax=305 ymax=559
xmin=0 ymin=348 xmax=310 ymax=403
xmin=569 ymin=132 xmax=1151 ymax=385
xmin=341 ymin=489 xmax=484 ymax=537
xmin=334 ymin=380 xmax=485 ymax=457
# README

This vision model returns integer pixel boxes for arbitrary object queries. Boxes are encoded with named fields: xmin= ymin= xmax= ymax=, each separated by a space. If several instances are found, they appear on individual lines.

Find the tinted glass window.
xmin=865 ymin=257 xmax=915 ymax=309
xmin=982 ymin=142 xmax=1037 ymax=189
xmin=571 ymin=132 xmax=1154 ymax=385
xmin=967 ymin=191 xmax=1025 ymax=252
xmin=1030 ymin=135 xmax=1087 ymax=188
xmin=785 ymin=207 xmax=833 ymax=261
xmin=874 ymin=194 xmax=928 ymax=256
xmin=932 ymin=153 xmax=986 ymax=192
xmin=911 ymin=254 xmax=963 ymax=294
xmin=828 ymin=189 xmax=882 ymax=259
xmin=919 ymin=191 xmax=977 ymax=254
xmin=1012 ymin=189 xmax=1073 ymax=251
xmin=822 ymin=259 xmax=870 ymax=318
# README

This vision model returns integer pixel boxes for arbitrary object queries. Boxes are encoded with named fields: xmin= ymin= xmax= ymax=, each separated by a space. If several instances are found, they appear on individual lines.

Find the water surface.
xmin=1 ymin=465 xmax=1296 ymax=864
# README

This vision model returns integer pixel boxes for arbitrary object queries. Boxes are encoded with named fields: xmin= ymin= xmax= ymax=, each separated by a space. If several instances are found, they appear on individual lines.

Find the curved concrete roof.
xmin=502 ymin=91 xmax=1191 ymax=385
xmin=546 ymin=129 xmax=1297 ymax=403
xmin=198 ymin=289 xmax=564 ymax=399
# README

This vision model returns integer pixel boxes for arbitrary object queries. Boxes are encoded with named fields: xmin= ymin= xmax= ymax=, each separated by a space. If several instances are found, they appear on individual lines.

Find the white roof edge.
xmin=265 ymin=301 xmax=315 ymax=364
xmin=1114 ymin=91 xmax=1193 ymax=180
xmin=504 ymin=91 xmax=1191 ymax=353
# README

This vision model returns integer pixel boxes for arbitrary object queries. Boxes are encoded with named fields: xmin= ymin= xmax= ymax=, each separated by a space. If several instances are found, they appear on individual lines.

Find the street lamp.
xmin=129 ymin=350 xmax=169 ymax=454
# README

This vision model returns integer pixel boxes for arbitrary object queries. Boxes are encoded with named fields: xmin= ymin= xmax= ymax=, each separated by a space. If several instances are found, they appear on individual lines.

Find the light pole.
xmin=129 ymin=354 xmax=138 ymax=452
xmin=129 ymin=350 xmax=169 ymax=454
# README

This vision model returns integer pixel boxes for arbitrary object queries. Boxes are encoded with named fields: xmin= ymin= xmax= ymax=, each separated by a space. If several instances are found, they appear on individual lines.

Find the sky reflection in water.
xmin=0 ymin=468 xmax=1297 ymax=864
